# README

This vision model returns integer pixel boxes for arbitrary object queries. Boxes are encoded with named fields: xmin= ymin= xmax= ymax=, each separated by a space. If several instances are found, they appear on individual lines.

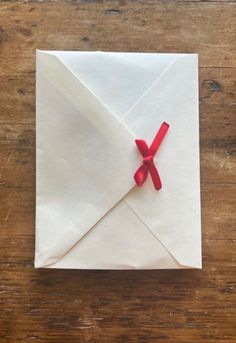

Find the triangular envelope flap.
xmin=36 ymin=51 xmax=138 ymax=267
xmin=51 ymin=51 xmax=182 ymax=119
xmin=45 ymin=201 xmax=182 ymax=269
xmin=123 ymin=55 xmax=201 ymax=268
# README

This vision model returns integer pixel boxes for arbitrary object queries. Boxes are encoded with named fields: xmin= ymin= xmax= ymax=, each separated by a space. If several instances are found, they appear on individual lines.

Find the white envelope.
xmin=35 ymin=50 xmax=201 ymax=269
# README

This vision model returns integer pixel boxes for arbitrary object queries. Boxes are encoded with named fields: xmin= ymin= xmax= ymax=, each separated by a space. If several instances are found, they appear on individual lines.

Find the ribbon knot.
xmin=134 ymin=122 xmax=169 ymax=190
xmin=143 ymin=156 xmax=153 ymax=165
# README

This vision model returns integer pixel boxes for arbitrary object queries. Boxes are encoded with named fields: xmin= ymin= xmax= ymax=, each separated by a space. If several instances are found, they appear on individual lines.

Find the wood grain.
xmin=0 ymin=1 xmax=236 ymax=342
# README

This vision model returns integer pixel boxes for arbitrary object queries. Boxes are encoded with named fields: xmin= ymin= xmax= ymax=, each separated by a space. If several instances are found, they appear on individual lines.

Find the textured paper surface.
xmin=35 ymin=51 xmax=201 ymax=269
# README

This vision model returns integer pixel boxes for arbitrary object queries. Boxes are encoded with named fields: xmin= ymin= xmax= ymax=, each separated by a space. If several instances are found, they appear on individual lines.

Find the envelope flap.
xmin=36 ymin=51 xmax=139 ymax=267
xmin=50 ymin=51 xmax=182 ymax=119
xmin=123 ymin=55 xmax=201 ymax=268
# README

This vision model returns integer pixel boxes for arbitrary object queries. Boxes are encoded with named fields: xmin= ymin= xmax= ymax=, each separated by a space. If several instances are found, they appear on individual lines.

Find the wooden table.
xmin=0 ymin=1 xmax=235 ymax=342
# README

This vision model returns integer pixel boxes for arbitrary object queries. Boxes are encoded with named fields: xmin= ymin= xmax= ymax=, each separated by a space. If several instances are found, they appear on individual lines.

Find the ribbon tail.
xmin=150 ymin=122 xmax=169 ymax=156
xmin=134 ymin=164 xmax=148 ymax=187
xmin=135 ymin=139 xmax=150 ymax=158
xmin=148 ymin=162 xmax=162 ymax=190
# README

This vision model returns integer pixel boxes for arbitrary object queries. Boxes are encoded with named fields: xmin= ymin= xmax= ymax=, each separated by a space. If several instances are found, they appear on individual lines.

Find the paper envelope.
xmin=35 ymin=50 xmax=201 ymax=269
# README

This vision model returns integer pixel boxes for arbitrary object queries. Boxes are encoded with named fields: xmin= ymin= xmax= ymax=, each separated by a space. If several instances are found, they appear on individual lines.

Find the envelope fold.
xmin=36 ymin=51 xmax=139 ymax=267
xmin=49 ymin=51 xmax=182 ymax=119
xmin=123 ymin=55 xmax=201 ymax=268
xmin=38 ymin=201 xmax=183 ymax=269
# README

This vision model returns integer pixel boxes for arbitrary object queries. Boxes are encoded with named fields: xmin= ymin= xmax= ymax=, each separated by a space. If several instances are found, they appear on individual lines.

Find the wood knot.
xmin=105 ymin=9 xmax=122 ymax=15
xmin=203 ymin=80 xmax=221 ymax=92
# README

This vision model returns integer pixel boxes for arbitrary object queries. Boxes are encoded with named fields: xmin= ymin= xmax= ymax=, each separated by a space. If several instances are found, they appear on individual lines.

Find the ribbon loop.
xmin=134 ymin=122 xmax=169 ymax=190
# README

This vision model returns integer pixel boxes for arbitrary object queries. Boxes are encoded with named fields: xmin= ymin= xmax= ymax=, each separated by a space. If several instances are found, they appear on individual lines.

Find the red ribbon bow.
xmin=134 ymin=122 xmax=169 ymax=190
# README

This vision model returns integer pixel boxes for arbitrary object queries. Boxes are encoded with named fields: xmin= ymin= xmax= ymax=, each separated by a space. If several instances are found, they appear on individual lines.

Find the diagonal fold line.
xmin=40 ymin=52 xmax=136 ymax=145
xmin=36 ymin=52 xmax=140 ymax=267
xmin=36 ymin=189 xmax=135 ymax=268
xmin=51 ymin=53 xmax=181 ymax=127
xmin=120 ymin=56 xmax=181 ymax=122
xmin=123 ymin=199 xmax=190 ymax=268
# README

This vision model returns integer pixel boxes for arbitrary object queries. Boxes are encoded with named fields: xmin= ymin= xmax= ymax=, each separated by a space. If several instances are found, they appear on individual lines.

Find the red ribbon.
xmin=134 ymin=122 xmax=169 ymax=190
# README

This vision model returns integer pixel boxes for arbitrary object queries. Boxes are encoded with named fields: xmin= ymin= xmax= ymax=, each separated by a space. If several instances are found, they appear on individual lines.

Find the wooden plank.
xmin=0 ymin=1 xmax=235 ymax=79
